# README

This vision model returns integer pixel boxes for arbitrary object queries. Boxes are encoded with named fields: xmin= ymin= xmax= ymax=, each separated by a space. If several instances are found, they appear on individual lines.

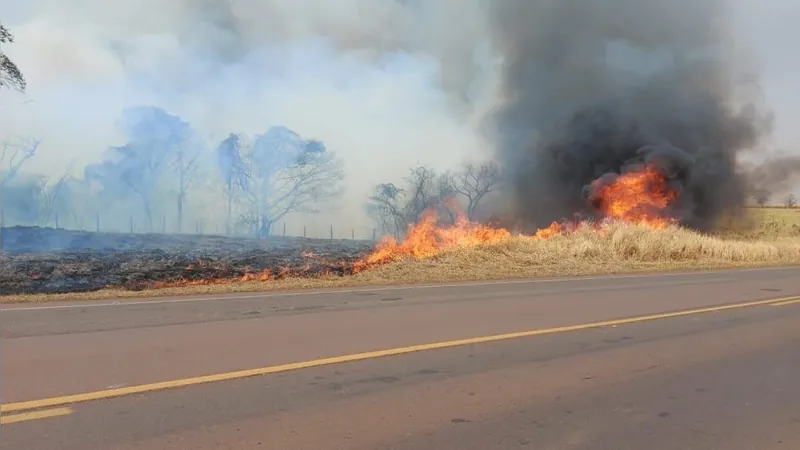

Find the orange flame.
xmin=354 ymin=164 xmax=679 ymax=269
xmin=353 ymin=212 xmax=512 ymax=270
xmin=589 ymin=164 xmax=678 ymax=228
xmin=121 ymin=165 xmax=680 ymax=290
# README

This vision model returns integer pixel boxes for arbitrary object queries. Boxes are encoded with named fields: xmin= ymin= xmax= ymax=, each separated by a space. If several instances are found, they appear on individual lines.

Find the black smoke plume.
xmin=486 ymin=0 xmax=794 ymax=231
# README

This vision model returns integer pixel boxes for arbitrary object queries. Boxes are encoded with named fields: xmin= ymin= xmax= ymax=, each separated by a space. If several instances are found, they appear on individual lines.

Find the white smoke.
xmin=0 ymin=0 xmax=797 ymax=234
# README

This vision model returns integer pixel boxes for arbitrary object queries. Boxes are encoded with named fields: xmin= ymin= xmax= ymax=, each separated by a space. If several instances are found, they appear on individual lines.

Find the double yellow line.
xmin=2 ymin=294 xmax=799 ymax=425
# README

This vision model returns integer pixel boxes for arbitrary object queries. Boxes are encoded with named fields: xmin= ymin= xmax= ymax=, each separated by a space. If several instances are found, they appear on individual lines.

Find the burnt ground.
xmin=0 ymin=227 xmax=376 ymax=295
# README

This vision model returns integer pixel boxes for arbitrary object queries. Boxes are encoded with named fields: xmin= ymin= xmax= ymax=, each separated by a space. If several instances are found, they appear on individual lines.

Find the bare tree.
xmin=0 ymin=139 xmax=39 ymax=245
xmin=366 ymin=165 xmax=458 ymax=237
xmin=755 ymin=192 xmax=769 ymax=207
xmin=366 ymin=183 xmax=407 ymax=237
xmin=86 ymin=144 xmax=170 ymax=232
xmin=37 ymin=168 xmax=72 ymax=227
xmin=0 ymin=138 xmax=39 ymax=185
xmin=173 ymin=143 xmax=202 ymax=233
xmin=447 ymin=162 xmax=502 ymax=220
xmin=216 ymin=133 xmax=250 ymax=235
xmin=0 ymin=23 xmax=25 ymax=91
xmin=786 ymin=194 xmax=798 ymax=209
xmin=85 ymin=107 xmax=190 ymax=232
xmin=240 ymin=127 xmax=345 ymax=237
xmin=254 ymin=152 xmax=343 ymax=236
xmin=402 ymin=165 xmax=449 ymax=224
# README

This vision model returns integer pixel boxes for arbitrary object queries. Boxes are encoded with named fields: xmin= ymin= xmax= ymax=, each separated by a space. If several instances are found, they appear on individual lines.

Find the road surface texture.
xmin=2 ymin=267 xmax=800 ymax=449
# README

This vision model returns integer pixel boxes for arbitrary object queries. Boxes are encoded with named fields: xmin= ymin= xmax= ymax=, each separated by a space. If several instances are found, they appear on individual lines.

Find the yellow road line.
xmin=1 ymin=407 xmax=73 ymax=424
xmin=770 ymin=297 xmax=800 ymax=307
xmin=3 ymin=295 xmax=799 ymax=414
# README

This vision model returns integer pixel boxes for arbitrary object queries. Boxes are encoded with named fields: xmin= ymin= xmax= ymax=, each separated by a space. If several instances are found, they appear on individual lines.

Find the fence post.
xmin=162 ymin=215 xmax=166 ymax=234
xmin=303 ymin=225 xmax=306 ymax=238
xmin=351 ymin=228 xmax=354 ymax=240
xmin=54 ymin=212 xmax=59 ymax=229
xmin=330 ymin=225 xmax=333 ymax=241
xmin=373 ymin=228 xmax=376 ymax=241
xmin=283 ymin=222 xmax=286 ymax=237
xmin=96 ymin=212 xmax=100 ymax=232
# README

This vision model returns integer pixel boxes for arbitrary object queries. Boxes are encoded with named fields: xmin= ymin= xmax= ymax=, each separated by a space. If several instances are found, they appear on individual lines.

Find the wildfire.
xmin=353 ymin=213 xmax=512 ymax=270
xmin=114 ymin=165 xmax=680 ymax=291
xmin=588 ymin=165 xmax=678 ymax=228
xmin=354 ymin=164 xmax=679 ymax=269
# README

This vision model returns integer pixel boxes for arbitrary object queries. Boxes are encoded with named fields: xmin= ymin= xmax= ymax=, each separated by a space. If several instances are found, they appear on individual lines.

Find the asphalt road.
xmin=2 ymin=267 xmax=800 ymax=449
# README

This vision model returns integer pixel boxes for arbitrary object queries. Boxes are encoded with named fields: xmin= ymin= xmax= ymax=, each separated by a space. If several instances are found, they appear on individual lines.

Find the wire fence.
xmin=0 ymin=212 xmax=382 ymax=241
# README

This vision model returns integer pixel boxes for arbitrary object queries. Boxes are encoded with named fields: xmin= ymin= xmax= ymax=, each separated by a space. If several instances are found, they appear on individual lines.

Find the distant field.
xmin=715 ymin=207 xmax=800 ymax=239
xmin=746 ymin=206 xmax=800 ymax=222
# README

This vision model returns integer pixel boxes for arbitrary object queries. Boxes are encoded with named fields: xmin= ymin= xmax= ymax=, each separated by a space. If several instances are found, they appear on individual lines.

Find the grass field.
xmin=3 ymin=210 xmax=799 ymax=304
xmin=715 ymin=206 xmax=800 ymax=239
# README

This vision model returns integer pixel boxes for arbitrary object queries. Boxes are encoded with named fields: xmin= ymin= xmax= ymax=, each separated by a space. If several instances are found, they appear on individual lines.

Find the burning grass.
xmin=2 ymin=165 xmax=799 ymax=303
xmin=3 ymin=221 xmax=799 ymax=303
xmin=355 ymin=219 xmax=800 ymax=284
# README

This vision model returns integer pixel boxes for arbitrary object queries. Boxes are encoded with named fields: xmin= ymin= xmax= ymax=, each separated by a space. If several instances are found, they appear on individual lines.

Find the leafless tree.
xmin=0 ymin=138 xmax=39 ymax=186
xmin=173 ymin=143 xmax=203 ymax=233
xmin=216 ymin=133 xmax=251 ymax=235
xmin=85 ymin=107 xmax=190 ymax=233
xmin=37 ymin=167 xmax=72 ymax=227
xmin=240 ymin=129 xmax=344 ymax=237
xmin=256 ymin=153 xmax=343 ymax=236
xmin=0 ymin=23 xmax=25 ymax=91
xmin=366 ymin=165 xmax=458 ymax=237
xmin=402 ymin=165 xmax=452 ymax=224
xmin=0 ymin=139 xmax=40 ymax=241
xmin=118 ymin=152 xmax=169 ymax=232
xmin=366 ymin=183 xmax=407 ymax=237
xmin=755 ymin=192 xmax=769 ymax=207
xmin=786 ymin=193 xmax=797 ymax=209
xmin=446 ymin=162 xmax=502 ymax=220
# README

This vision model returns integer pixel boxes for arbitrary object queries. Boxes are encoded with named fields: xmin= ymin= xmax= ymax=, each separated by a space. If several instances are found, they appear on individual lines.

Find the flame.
xmin=354 ymin=164 xmax=678 ymax=270
xmin=112 ymin=165 xmax=679 ymax=291
xmin=353 ymin=212 xmax=512 ymax=270
xmin=588 ymin=164 xmax=678 ymax=228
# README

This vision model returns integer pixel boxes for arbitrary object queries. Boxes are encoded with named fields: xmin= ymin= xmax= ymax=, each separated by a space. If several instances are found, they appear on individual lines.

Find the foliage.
xmin=0 ymin=23 xmax=25 ymax=91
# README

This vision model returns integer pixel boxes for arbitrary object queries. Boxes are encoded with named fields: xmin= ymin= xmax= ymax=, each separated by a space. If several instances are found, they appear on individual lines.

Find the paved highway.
xmin=2 ymin=267 xmax=800 ymax=449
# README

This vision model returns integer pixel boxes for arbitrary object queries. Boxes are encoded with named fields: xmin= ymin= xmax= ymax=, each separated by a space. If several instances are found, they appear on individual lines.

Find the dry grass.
xmin=716 ymin=207 xmax=800 ymax=240
xmin=4 ymin=220 xmax=800 ymax=304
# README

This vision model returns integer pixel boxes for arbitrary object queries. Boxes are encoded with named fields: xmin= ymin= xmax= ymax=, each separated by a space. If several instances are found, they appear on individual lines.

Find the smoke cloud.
xmin=486 ymin=0 xmax=798 ymax=230
xmin=1 ymin=0 xmax=799 ymax=238
xmin=0 ymin=0 xmax=498 ymax=235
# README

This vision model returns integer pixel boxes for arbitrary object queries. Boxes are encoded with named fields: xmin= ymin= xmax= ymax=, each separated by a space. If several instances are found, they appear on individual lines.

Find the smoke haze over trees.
xmin=1 ymin=1 xmax=799 ymax=240
xmin=2 ymin=105 xmax=345 ymax=236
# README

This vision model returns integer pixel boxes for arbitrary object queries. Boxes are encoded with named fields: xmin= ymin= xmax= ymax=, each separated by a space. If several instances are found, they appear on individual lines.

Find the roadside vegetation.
xmin=3 ymin=208 xmax=799 ymax=304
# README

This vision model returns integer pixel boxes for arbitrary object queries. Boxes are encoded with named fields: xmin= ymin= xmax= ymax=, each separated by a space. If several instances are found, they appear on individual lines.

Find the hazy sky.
xmin=1 ymin=0 xmax=798 ymax=231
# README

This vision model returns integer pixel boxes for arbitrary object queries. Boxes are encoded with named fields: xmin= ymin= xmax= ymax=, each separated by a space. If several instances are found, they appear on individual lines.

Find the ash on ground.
xmin=0 ymin=227 xmax=375 ymax=295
